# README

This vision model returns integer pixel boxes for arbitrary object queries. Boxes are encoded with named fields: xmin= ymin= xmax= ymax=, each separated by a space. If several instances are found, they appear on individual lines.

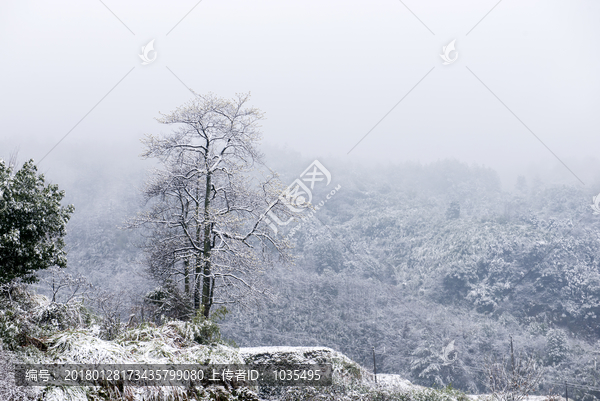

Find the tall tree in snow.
xmin=131 ymin=93 xmax=296 ymax=318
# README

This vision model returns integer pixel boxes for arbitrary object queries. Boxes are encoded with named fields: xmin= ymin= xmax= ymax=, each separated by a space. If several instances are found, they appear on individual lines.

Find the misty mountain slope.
xmin=297 ymin=162 xmax=600 ymax=336
xmin=46 ymin=154 xmax=600 ymax=396
xmin=221 ymin=159 xmax=600 ymax=396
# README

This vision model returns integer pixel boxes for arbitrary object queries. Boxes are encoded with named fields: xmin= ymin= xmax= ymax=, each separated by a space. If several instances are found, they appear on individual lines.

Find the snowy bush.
xmin=168 ymin=307 xmax=226 ymax=345
xmin=0 ymin=307 xmax=23 ymax=350
xmin=144 ymin=283 xmax=194 ymax=323
xmin=0 ymin=281 xmax=92 ymax=353
xmin=484 ymin=351 xmax=543 ymax=401
xmin=32 ymin=300 xmax=93 ymax=332
xmin=47 ymin=330 xmax=134 ymax=364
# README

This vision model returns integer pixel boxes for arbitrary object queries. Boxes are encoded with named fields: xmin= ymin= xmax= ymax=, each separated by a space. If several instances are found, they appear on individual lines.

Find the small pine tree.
xmin=546 ymin=329 xmax=569 ymax=365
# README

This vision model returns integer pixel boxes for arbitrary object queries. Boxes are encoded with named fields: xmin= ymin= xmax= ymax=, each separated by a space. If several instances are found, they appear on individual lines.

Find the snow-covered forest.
xmin=2 ymin=142 xmax=598 ymax=400
xmin=222 ymin=154 xmax=600 ymax=397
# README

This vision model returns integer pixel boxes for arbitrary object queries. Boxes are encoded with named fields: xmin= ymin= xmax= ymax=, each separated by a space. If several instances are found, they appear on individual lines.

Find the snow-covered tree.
xmin=485 ymin=350 xmax=543 ymax=401
xmin=130 ymin=93 xmax=296 ymax=318
xmin=545 ymin=329 xmax=569 ymax=365
xmin=0 ymin=159 xmax=74 ymax=284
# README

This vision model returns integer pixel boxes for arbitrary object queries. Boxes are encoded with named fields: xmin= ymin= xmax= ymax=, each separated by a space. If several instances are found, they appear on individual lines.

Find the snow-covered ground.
xmin=375 ymin=373 xmax=423 ymax=392
xmin=0 ymin=284 xmax=562 ymax=401
xmin=239 ymin=347 xmax=563 ymax=401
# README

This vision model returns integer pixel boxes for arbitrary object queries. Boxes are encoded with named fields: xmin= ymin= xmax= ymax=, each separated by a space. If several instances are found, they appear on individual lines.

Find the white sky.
xmin=1 ymin=0 xmax=599 ymax=189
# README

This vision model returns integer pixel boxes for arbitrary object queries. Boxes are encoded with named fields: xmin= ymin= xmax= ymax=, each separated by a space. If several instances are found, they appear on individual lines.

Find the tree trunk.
xmin=184 ymin=258 xmax=190 ymax=296
xmin=201 ymin=170 xmax=213 ymax=318
xmin=194 ymin=261 xmax=200 ymax=311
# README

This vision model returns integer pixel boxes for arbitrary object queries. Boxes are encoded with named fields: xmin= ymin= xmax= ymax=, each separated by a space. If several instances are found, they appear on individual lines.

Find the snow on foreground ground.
xmin=0 ymin=286 xmax=562 ymax=400
xmin=3 ymin=336 xmax=476 ymax=401
xmin=361 ymin=374 xmax=557 ymax=401
xmin=3 ymin=337 xmax=562 ymax=401
xmin=239 ymin=347 xmax=563 ymax=401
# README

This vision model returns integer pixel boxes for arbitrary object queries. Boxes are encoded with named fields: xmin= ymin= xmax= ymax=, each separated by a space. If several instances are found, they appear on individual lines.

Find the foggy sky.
xmin=1 ymin=0 xmax=599 ymax=190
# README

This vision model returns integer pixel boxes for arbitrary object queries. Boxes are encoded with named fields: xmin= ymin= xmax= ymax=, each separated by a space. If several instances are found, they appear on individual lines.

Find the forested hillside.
xmin=24 ymin=151 xmax=600 ymax=398
xmin=218 ymin=155 xmax=600 ymax=397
